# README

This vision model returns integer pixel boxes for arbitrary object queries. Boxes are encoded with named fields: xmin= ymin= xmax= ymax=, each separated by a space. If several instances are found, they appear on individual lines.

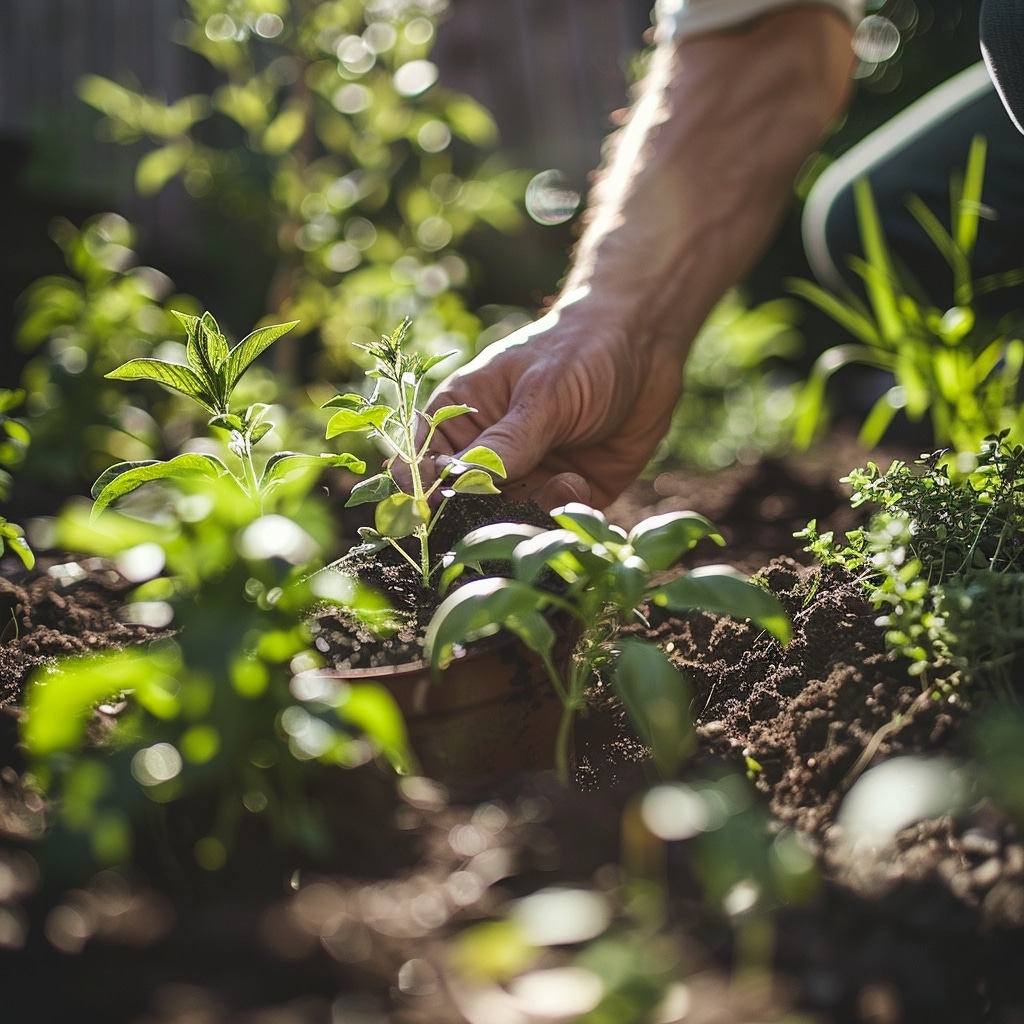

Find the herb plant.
xmin=426 ymin=503 xmax=791 ymax=781
xmin=791 ymin=135 xmax=1024 ymax=453
xmin=92 ymin=310 xmax=365 ymax=517
xmin=799 ymin=433 xmax=1024 ymax=696
xmin=323 ymin=318 xmax=506 ymax=587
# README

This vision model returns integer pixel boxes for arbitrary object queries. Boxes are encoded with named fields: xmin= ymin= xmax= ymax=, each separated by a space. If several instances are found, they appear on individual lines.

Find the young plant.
xmin=323 ymin=318 xmax=506 ymax=587
xmin=799 ymin=432 xmax=1024 ymax=696
xmin=92 ymin=310 xmax=365 ymax=517
xmin=791 ymin=134 xmax=1024 ymax=453
xmin=425 ymin=503 xmax=791 ymax=782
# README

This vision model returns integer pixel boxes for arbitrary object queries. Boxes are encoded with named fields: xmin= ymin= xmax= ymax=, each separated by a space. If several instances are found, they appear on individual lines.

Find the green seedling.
xmin=323 ymin=318 xmax=506 ymax=587
xmin=426 ymin=503 xmax=791 ymax=782
xmin=91 ymin=311 xmax=365 ymax=517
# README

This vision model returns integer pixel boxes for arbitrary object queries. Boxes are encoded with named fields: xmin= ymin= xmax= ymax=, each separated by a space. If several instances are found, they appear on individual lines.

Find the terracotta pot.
xmin=295 ymin=624 xmax=575 ymax=793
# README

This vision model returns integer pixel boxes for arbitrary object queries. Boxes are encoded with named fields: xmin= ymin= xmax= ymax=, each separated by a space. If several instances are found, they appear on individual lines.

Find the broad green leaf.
xmin=455 ymin=445 xmax=507 ymax=478
xmin=612 ymin=638 xmax=693 ymax=777
xmin=449 ymin=468 xmax=501 ymax=495
xmin=223 ymin=321 xmax=299 ymax=392
xmin=326 ymin=405 xmax=392 ymax=438
xmin=421 ymin=350 xmax=459 ymax=374
xmin=91 ymin=453 xmax=228 ymax=518
xmin=375 ymin=492 xmax=427 ymax=538
xmin=451 ymin=522 xmax=546 ymax=564
xmin=260 ymin=451 xmax=365 ymax=495
xmin=628 ymin=511 xmax=723 ymax=571
xmin=105 ymin=358 xmax=217 ymax=413
xmin=247 ymin=423 xmax=272 ymax=448
xmin=209 ymin=413 xmax=245 ymax=433
xmin=1 ymin=526 xmax=34 ymax=570
xmin=321 ymin=392 xmax=367 ymax=411
xmin=425 ymin=577 xmax=550 ymax=676
xmin=512 ymin=529 xmax=586 ymax=584
xmin=551 ymin=502 xmax=625 ymax=545
xmin=609 ymin=555 xmax=650 ymax=612
xmin=337 ymin=683 xmax=417 ymax=775
xmin=345 ymin=472 xmax=398 ymax=508
xmin=429 ymin=403 xmax=474 ymax=426
xmin=650 ymin=565 xmax=791 ymax=644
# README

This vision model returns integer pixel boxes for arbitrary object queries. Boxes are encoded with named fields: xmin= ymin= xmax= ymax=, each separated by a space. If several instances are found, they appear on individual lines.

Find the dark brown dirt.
xmin=3 ymin=436 xmax=1024 ymax=1023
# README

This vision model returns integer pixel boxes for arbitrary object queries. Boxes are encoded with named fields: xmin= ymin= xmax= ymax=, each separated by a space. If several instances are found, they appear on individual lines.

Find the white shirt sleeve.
xmin=655 ymin=0 xmax=864 ymax=42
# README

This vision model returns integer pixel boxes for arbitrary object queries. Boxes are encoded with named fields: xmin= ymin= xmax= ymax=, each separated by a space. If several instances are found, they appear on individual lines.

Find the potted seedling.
xmin=426 ymin=504 xmax=793 ymax=782
xmin=303 ymin=320 xmax=569 ymax=787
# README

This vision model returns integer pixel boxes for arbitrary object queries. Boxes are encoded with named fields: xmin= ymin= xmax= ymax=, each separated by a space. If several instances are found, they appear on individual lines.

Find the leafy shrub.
xmin=16 ymin=215 xmax=199 ymax=490
xmin=77 ymin=0 xmax=528 ymax=377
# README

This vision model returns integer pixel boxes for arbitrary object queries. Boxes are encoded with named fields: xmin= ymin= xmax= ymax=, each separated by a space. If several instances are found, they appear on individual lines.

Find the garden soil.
xmin=2 ymin=433 xmax=1024 ymax=1023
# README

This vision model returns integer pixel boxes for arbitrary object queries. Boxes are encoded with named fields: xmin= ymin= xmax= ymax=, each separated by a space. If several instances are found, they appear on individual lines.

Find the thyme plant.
xmin=800 ymin=433 xmax=1024 ymax=696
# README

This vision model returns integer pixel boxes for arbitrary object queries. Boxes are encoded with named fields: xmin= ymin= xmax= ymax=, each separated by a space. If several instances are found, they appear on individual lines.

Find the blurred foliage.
xmin=76 ymin=0 xmax=528 ymax=376
xmin=15 ymin=214 xmax=201 ymax=491
xmin=651 ymin=293 xmax=805 ymax=472
xmin=0 ymin=389 xmax=35 ymax=569
xmin=16 ymin=0 xmax=529 ymax=497
xmin=451 ymin=771 xmax=819 ymax=1022
xmin=23 ymin=470 xmax=413 ymax=880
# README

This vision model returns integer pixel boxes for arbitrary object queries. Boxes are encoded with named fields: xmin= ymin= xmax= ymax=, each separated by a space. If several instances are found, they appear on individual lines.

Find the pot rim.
xmin=295 ymin=629 xmax=516 ymax=682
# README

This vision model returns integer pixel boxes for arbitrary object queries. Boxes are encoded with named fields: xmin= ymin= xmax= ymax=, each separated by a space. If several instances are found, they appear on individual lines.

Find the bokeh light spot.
xmin=525 ymin=170 xmax=581 ymax=225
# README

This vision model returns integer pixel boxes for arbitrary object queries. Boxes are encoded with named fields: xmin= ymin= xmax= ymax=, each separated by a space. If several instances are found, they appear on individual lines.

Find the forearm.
xmin=558 ymin=5 xmax=855 ymax=354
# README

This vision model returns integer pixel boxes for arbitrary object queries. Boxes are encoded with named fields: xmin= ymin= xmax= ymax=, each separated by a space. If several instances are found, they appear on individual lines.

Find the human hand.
xmin=423 ymin=298 xmax=686 ymax=511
